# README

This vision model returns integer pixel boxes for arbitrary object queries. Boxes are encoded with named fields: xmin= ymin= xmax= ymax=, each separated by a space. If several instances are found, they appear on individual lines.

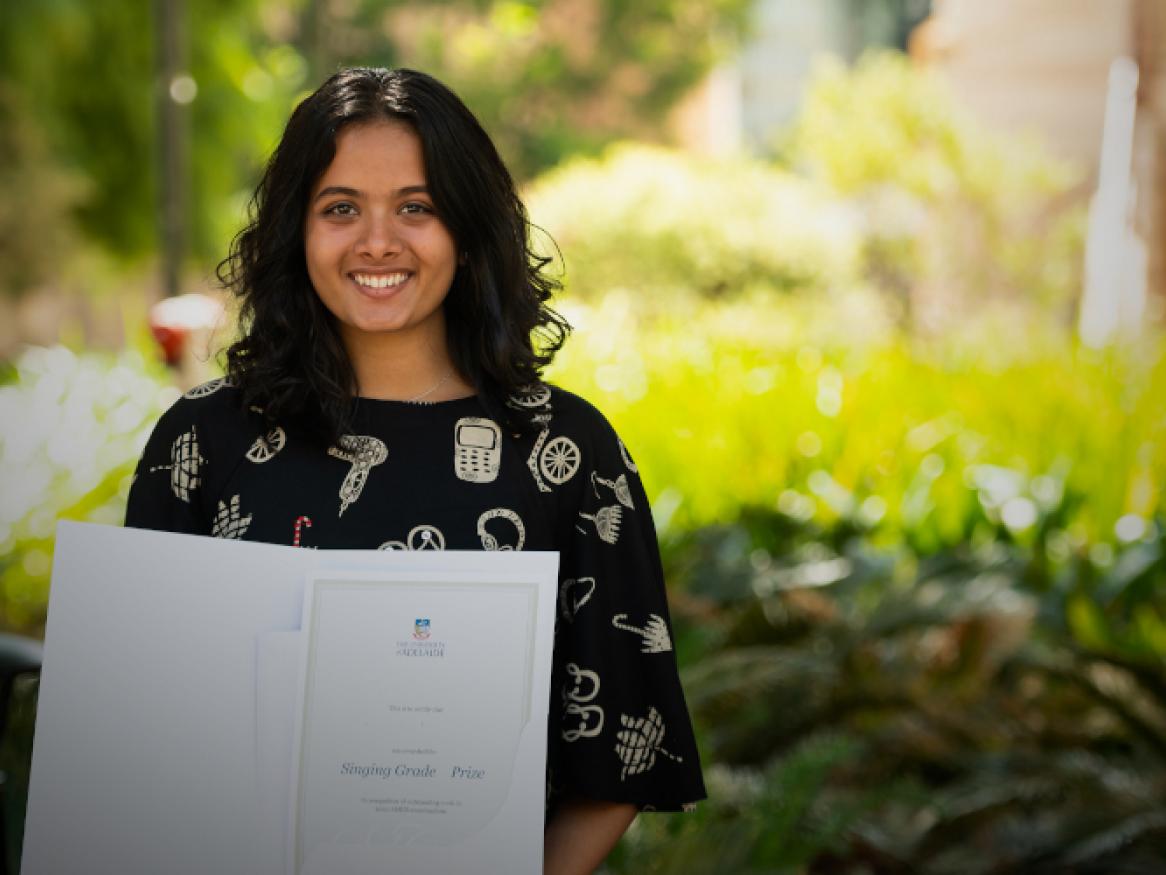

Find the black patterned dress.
xmin=125 ymin=378 xmax=707 ymax=814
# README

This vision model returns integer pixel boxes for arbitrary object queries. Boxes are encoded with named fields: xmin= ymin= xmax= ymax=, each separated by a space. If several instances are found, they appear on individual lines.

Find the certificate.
xmin=22 ymin=523 xmax=558 ymax=875
xmin=291 ymin=572 xmax=556 ymax=875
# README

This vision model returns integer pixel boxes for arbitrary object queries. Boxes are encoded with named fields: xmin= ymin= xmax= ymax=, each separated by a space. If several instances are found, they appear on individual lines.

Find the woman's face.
xmin=303 ymin=120 xmax=458 ymax=352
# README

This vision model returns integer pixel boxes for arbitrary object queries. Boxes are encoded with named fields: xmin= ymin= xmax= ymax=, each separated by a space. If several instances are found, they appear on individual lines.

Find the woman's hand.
xmin=543 ymin=796 xmax=637 ymax=875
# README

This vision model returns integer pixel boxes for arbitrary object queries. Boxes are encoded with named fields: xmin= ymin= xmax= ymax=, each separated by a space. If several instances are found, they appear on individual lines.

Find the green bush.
xmin=608 ymin=509 xmax=1166 ymax=872
xmin=0 ymin=346 xmax=174 ymax=633
xmin=524 ymin=52 xmax=1084 ymax=331
xmin=780 ymin=52 xmax=1085 ymax=322
xmin=549 ymin=296 xmax=1165 ymax=553
xmin=525 ymin=144 xmax=863 ymax=301
xmin=543 ymin=291 xmax=1166 ymax=871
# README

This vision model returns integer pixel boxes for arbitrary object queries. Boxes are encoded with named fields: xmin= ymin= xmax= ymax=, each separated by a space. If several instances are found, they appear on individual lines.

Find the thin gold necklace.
xmin=405 ymin=368 xmax=455 ymax=404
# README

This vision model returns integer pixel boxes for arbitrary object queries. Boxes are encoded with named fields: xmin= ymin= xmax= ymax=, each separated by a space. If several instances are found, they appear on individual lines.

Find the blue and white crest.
xmin=413 ymin=618 xmax=431 ymax=640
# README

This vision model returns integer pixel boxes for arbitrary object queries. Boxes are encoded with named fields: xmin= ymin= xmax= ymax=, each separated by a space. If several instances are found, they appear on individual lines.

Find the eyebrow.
xmin=313 ymin=184 xmax=430 ymax=201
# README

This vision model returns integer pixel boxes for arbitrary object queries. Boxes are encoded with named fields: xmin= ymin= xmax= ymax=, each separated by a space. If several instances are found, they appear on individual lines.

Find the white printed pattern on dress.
xmin=522 ymin=398 xmax=578 ymax=491
xmin=562 ymin=663 xmax=604 ymax=742
xmin=616 ymin=707 xmax=682 ymax=781
xmin=211 ymin=495 xmax=252 ymax=539
xmin=327 ymin=434 xmax=388 ymax=516
xmin=578 ymin=505 xmax=623 ymax=544
xmin=527 ymin=428 xmax=552 ymax=492
xmin=618 ymin=438 xmax=638 ymax=473
xmin=149 ymin=428 xmax=205 ymax=503
xmin=591 ymin=471 xmax=634 ymax=509
xmin=507 ymin=385 xmax=552 ymax=409
xmin=453 ymin=417 xmax=501 ymax=483
xmin=477 ymin=508 xmax=525 ymax=551
xmin=378 ymin=524 xmax=446 ymax=551
xmin=559 ymin=577 xmax=596 ymax=623
xmin=245 ymin=427 xmax=286 ymax=463
xmin=183 ymin=377 xmax=232 ymax=399
xmin=541 ymin=436 xmax=580 ymax=485
xmin=612 ymin=613 xmax=673 ymax=653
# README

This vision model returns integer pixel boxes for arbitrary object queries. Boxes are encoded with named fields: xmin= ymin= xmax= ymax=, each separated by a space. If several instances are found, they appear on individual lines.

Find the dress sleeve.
xmin=548 ymin=399 xmax=706 ymax=813
xmin=124 ymin=396 xmax=212 ymax=535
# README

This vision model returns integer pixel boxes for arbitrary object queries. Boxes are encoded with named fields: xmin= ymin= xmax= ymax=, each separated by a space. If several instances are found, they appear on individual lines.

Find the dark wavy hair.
xmin=217 ymin=67 xmax=569 ymax=442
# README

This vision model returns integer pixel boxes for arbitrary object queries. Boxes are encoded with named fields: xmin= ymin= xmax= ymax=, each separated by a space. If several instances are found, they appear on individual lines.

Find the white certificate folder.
xmin=22 ymin=522 xmax=559 ymax=875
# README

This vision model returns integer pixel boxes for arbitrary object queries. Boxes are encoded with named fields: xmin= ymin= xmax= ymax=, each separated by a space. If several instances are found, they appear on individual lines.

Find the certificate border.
xmin=291 ymin=575 xmax=543 ymax=874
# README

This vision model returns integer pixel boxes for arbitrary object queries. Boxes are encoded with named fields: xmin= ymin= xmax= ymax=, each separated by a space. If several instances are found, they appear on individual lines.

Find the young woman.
xmin=125 ymin=67 xmax=705 ymax=874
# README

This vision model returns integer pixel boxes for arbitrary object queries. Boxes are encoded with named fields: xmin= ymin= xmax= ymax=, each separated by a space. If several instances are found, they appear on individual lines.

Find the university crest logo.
xmin=413 ymin=618 xmax=431 ymax=640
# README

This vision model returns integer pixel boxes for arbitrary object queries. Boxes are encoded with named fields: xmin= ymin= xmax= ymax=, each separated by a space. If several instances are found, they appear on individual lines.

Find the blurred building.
xmin=673 ymin=0 xmax=1164 ymax=330
xmin=913 ymin=0 xmax=1165 ymax=326
xmin=673 ymin=0 xmax=930 ymax=154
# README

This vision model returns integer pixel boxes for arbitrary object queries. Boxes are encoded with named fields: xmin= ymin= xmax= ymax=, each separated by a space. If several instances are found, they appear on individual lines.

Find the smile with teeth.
xmin=351 ymin=272 xmax=410 ymax=289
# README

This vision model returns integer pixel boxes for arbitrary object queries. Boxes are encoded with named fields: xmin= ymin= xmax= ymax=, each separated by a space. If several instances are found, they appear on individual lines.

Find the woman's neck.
xmin=341 ymin=324 xmax=473 ymax=402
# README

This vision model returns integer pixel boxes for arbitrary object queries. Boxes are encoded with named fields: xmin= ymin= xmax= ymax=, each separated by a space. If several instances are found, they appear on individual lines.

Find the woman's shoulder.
xmin=127 ymin=377 xmax=267 ymax=532
xmin=540 ymin=384 xmax=617 ymax=437
xmin=148 ymin=377 xmax=265 ymax=453
xmin=155 ymin=377 xmax=249 ymax=423
xmin=541 ymin=385 xmax=640 ymax=467
xmin=531 ymin=384 xmax=641 ymax=484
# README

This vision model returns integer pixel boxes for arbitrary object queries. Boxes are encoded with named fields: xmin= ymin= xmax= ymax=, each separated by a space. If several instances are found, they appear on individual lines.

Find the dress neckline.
xmin=353 ymin=393 xmax=481 ymax=411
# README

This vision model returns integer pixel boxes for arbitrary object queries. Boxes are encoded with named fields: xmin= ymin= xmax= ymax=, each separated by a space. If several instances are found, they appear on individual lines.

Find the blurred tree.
xmin=0 ymin=86 xmax=87 ymax=298
xmin=0 ymin=0 xmax=305 ymax=269
xmin=0 ymin=0 xmax=748 ymax=280
xmin=292 ymin=0 xmax=752 ymax=178
xmin=0 ymin=1 xmax=155 ymax=262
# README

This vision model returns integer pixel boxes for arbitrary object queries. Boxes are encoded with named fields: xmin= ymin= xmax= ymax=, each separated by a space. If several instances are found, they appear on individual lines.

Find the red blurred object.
xmin=147 ymin=293 xmax=225 ymax=372
xmin=150 ymin=324 xmax=185 ymax=366
xmin=145 ymin=295 xmax=225 ymax=389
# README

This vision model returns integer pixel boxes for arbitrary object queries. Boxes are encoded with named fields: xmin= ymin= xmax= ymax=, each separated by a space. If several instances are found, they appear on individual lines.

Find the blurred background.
xmin=2 ymin=0 xmax=1165 ymax=871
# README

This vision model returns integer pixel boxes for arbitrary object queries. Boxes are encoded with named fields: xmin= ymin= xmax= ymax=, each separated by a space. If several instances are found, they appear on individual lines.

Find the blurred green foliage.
xmin=0 ymin=1 xmax=156 ymax=261
xmin=2 ymin=16 xmax=1164 ymax=867
xmin=526 ymin=145 xmax=863 ymax=300
xmin=0 ymin=0 xmax=310 ymax=272
xmin=379 ymin=0 xmax=750 ymax=177
xmin=0 ymin=86 xmax=88 ymax=298
xmin=0 ymin=0 xmax=749 ymax=283
xmin=608 ymin=511 xmax=1166 ymax=871
xmin=522 ymin=55 xmax=1163 ymax=868
xmin=527 ymin=53 xmax=1085 ymax=337
xmin=0 ymin=674 xmax=37 ymax=873
xmin=779 ymin=53 xmax=1084 ymax=322
xmin=0 ymin=347 xmax=177 ymax=632
xmin=548 ymin=293 xmax=1165 ymax=551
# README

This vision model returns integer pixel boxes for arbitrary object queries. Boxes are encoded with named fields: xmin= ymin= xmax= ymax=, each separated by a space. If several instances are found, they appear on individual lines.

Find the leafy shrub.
xmin=780 ymin=52 xmax=1085 ymax=324
xmin=549 ymin=296 xmax=1165 ymax=553
xmin=607 ymin=506 xmax=1166 ymax=873
xmin=525 ymin=144 xmax=863 ymax=301
xmin=524 ymin=53 xmax=1084 ymax=332
xmin=0 ymin=346 xmax=174 ymax=632
xmin=609 ymin=733 xmax=911 ymax=874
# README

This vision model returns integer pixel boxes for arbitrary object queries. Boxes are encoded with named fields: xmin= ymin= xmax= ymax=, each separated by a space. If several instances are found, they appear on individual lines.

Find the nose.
xmin=356 ymin=212 xmax=402 ymax=259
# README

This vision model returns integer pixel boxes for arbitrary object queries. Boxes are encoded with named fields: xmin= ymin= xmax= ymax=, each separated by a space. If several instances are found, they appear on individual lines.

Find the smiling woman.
xmin=124 ymin=67 xmax=705 ymax=875
xmin=212 ymin=67 xmax=570 ymax=443
xmin=303 ymin=121 xmax=461 ymax=397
